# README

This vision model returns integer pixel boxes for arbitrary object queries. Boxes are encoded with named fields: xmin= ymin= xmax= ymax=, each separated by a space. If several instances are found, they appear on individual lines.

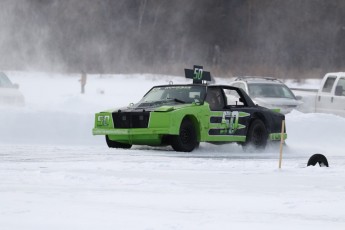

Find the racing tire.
xmin=171 ymin=119 xmax=197 ymax=152
xmin=243 ymin=119 xmax=268 ymax=151
xmin=106 ymin=135 xmax=132 ymax=149
xmin=307 ymin=154 xmax=329 ymax=167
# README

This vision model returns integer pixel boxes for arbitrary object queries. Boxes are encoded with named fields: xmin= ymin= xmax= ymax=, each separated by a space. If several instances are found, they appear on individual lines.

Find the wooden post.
xmin=278 ymin=120 xmax=285 ymax=169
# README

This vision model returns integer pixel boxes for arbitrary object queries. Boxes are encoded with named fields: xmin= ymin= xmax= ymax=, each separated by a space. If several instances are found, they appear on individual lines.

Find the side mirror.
xmin=12 ymin=83 xmax=19 ymax=89
xmin=295 ymin=95 xmax=302 ymax=100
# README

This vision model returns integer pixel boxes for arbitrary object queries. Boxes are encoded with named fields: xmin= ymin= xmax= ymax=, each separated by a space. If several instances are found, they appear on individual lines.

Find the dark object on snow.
xmin=307 ymin=154 xmax=329 ymax=167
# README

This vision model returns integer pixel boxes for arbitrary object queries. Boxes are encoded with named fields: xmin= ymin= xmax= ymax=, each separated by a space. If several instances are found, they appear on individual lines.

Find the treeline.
xmin=1 ymin=0 xmax=345 ymax=78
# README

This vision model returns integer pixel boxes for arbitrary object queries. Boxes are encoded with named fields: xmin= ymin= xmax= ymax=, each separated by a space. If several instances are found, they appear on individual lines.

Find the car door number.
xmin=209 ymin=111 xmax=240 ymax=135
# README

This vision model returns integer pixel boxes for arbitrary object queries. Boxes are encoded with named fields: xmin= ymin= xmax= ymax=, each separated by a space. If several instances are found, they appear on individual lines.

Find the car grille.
xmin=112 ymin=112 xmax=150 ymax=128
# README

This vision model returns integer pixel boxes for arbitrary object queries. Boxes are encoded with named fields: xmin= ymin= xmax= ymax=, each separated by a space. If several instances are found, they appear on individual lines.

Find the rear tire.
xmin=171 ymin=119 xmax=197 ymax=152
xmin=106 ymin=135 xmax=132 ymax=149
xmin=243 ymin=119 xmax=268 ymax=151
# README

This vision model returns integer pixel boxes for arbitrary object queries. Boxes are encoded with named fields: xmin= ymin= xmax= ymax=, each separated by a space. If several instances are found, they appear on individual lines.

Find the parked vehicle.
xmin=229 ymin=77 xmax=302 ymax=114
xmin=0 ymin=72 xmax=25 ymax=106
xmin=291 ymin=72 xmax=345 ymax=117
xmin=93 ymin=66 xmax=287 ymax=152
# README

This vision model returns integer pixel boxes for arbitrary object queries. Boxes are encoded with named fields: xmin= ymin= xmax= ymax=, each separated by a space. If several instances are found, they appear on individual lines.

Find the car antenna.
xmin=184 ymin=65 xmax=212 ymax=84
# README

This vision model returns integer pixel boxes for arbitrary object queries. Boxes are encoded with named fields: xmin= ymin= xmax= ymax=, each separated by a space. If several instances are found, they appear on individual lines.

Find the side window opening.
xmin=335 ymin=77 xmax=345 ymax=96
xmin=205 ymin=87 xmax=225 ymax=110
xmin=223 ymin=89 xmax=244 ymax=106
xmin=322 ymin=76 xmax=336 ymax=93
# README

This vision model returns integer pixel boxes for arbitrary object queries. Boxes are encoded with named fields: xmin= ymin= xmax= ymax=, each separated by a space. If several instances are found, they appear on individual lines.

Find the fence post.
xmin=278 ymin=120 xmax=285 ymax=169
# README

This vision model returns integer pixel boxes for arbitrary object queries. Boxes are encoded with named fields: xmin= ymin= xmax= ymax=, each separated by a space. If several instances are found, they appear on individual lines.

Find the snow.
xmin=1 ymin=72 xmax=345 ymax=229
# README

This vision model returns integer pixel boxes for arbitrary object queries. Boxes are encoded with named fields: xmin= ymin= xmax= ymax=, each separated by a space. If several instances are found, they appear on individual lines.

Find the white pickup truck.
xmin=292 ymin=72 xmax=345 ymax=117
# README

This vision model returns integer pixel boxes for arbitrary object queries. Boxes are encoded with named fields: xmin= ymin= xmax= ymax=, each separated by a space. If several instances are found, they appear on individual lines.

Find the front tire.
xmin=243 ymin=119 xmax=268 ymax=151
xmin=106 ymin=135 xmax=132 ymax=149
xmin=171 ymin=119 xmax=197 ymax=152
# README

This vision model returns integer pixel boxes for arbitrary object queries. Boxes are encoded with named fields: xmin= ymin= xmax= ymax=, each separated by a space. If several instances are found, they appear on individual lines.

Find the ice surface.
xmin=1 ymin=72 xmax=345 ymax=230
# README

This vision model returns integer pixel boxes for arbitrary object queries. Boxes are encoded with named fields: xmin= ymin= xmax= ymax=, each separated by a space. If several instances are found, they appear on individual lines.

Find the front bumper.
xmin=92 ymin=127 xmax=172 ymax=135
xmin=92 ymin=127 xmax=176 ymax=145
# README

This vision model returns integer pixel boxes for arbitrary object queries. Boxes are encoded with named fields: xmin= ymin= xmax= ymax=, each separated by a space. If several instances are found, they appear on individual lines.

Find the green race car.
xmin=93 ymin=66 xmax=287 ymax=152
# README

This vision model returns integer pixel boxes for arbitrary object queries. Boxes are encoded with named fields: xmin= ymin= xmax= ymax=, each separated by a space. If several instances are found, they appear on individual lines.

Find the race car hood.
xmin=104 ymin=101 xmax=198 ymax=113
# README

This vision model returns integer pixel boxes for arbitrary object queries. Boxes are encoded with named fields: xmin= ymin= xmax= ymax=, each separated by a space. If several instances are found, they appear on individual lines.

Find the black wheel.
xmin=243 ymin=119 xmax=268 ymax=151
xmin=171 ymin=119 xmax=197 ymax=152
xmin=307 ymin=154 xmax=329 ymax=167
xmin=106 ymin=135 xmax=132 ymax=149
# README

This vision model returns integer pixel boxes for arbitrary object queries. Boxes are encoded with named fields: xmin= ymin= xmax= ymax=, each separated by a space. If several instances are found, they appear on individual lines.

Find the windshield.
xmin=139 ymin=85 xmax=206 ymax=105
xmin=0 ymin=72 xmax=14 ymax=88
xmin=248 ymin=83 xmax=296 ymax=99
